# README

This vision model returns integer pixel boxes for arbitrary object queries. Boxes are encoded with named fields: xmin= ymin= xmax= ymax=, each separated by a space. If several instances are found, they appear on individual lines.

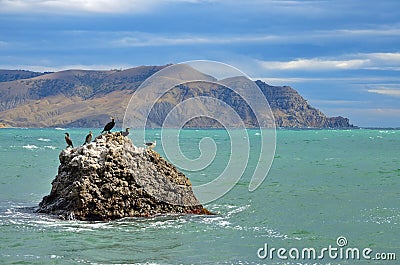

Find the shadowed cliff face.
xmin=0 ymin=66 xmax=353 ymax=128
xmin=36 ymin=132 xmax=211 ymax=221
xmin=255 ymin=80 xmax=353 ymax=128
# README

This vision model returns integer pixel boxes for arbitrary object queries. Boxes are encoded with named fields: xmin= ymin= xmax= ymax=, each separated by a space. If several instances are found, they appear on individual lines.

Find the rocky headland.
xmin=36 ymin=132 xmax=211 ymax=221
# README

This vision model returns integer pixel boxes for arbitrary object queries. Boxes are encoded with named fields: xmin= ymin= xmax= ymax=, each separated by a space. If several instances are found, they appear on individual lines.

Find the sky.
xmin=0 ymin=0 xmax=399 ymax=127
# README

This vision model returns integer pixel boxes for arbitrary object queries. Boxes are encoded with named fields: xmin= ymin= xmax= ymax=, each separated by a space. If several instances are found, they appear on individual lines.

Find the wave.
xmin=22 ymin=144 xmax=39 ymax=150
xmin=360 ymin=207 xmax=400 ymax=225
xmin=21 ymin=144 xmax=57 ymax=150
xmin=37 ymin=138 xmax=51 ymax=142
xmin=54 ymin=127 xmax=66 ymax=131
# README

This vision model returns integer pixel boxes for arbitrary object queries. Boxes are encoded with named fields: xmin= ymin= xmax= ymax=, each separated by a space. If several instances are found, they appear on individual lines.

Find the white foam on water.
xmin=324 ymin=157 xmax=339 ymax=161
xmin=37 ymin=138 xmax=51 ymax=142
xmin=360 ymin=207 xmax=400 ymax=225
xmin=22 ymin=144 xmax=39 ymax=149
xmin=50 ymin=254 xmax=63 ymax=259
xmin=198 ymin=204 xmax=300 ymax=241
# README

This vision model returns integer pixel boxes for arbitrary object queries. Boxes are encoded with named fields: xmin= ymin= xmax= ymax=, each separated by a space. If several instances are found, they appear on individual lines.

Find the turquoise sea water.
xmin=0 ymin=128 xmax=399 ymax=264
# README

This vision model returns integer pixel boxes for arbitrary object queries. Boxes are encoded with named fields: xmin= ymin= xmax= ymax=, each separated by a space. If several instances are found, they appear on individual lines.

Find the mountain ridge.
xmin=0 ymin=65 xmax=353 ymax=128
xmin=0 ymin=69 xmax=48 ymax=82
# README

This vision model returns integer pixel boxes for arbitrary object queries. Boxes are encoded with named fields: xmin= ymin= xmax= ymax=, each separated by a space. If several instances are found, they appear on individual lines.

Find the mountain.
xmin=0 ymin=70 xmax=48 ymax=82
xmin=255 ymin=81 xmax=352 ymax=128
xmin=0 ymin=65 xmax=353 ymax=128
xmin=0 ymin=66 xmax=166 ymax=127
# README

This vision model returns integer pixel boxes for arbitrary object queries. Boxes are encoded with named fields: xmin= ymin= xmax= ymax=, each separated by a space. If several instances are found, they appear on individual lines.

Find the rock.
xmin=36 ymin=132 xmax=212 ymax=221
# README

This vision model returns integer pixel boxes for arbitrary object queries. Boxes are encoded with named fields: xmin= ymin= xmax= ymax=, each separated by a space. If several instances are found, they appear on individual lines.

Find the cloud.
xmin=367 ymin=89 xmax=400 ymax=97
xmin=257 ymin=53 xmax=400 ymax=71
xmin=0 ymin=0 xmax=220 ymax=14
xmin=254 ymin=76 xmax=400 ymax=85
xmin=0 ymin=41 xmax=8 ymax=47
xmin=109 ymin=23 xmax=400 ymax=47
xmin=331 ymin=28 xmax=400 ymax=37
xmin=0 ymin=63 xmax=134 ymax=72
xmin=259 ymin=58 xmax=368 ymax=71
xmin=309 ymin=99 xmax=368 ymax=106
xmin=367 ymin=85 xmax=400 ymax=97
xmin=110 ymin=33 xmax=283 ymax=47
xmin=0 ymin=0 xmax=376 ymax=16
xmin=0 ymin=0 xmax=169 ymax=14
xmin=225 ymin=0 xmax=330 ymax=17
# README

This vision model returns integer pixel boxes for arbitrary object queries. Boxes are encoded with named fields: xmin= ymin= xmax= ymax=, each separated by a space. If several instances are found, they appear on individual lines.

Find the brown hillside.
xmin=0 ymin=65 xmax=353 ymax=128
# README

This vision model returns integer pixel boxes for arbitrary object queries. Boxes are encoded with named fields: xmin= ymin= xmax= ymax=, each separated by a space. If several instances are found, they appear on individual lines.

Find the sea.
xmin=0 ymin=128 xmax=399 ymax=265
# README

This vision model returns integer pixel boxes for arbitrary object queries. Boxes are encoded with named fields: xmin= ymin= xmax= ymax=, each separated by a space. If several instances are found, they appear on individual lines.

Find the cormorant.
xmin=144 ymin=140 xmax=156 ymax=149
xmin=122 ymin=128 xmax=130 ymax=137
xmin=64 ymin=132 xmax=73 ymax=148
xmin=101 ymin=117 xmax=115 ymax=133
xmin=83 ymin=131 xmax=92 ymax=145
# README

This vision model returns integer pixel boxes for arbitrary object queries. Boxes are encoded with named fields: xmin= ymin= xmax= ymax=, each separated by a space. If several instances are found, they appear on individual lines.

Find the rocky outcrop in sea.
xmin=36 ymin=132 xmax=211 ymax=221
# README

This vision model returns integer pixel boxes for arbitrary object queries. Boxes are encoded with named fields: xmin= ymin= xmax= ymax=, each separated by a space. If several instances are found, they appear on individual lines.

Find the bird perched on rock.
xmin=83 ymin=131 xmax=92 ymax=145
xmin=101 ymin=117 xmax=115 ymax=134
xmin=144 ymin=140 xmax=156 ymax=149
xmin=64 ymin=132 xmax=73 ymax=148
xmin=121 ymin=128 xmax=130 ymax=137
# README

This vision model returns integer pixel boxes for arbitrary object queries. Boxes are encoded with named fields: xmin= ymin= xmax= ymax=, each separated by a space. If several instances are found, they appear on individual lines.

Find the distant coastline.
xmin=1 ymin=66 xmax=353 ymax=129
xmin=3 ymin=125 xmax=400 ymax=130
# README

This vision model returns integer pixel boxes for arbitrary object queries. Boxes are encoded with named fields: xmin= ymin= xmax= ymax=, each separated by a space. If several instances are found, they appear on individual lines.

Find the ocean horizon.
xmin=0 ymin=128 xmax=399 ymax=264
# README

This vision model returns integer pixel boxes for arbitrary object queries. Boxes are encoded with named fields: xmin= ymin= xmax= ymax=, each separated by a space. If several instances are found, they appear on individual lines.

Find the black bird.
xmin=144 ymin=140 xmax=156 ymax=149
xmin=83 ymin=131 xmax=92 ymax=145
xmin=64 ymin=132 xmax=73 ymax=148
xmin=101 ymin=117 xmax=115 ymax=134
xmin=122 ymin=128 xmax=130 ymax=137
